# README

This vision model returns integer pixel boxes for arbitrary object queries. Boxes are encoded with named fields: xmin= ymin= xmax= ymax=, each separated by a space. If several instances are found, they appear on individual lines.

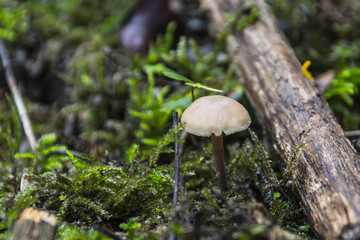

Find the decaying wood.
xmin=200 ymin=0 xmax=360 ymax=239
xmin=11 ymin=208 xmax=58 ymax=240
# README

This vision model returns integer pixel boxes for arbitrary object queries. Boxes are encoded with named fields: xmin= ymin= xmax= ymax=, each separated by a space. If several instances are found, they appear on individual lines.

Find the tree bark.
xmin=11 ymin=208 xmax=58 ymax=240
xmin=200 ymin=0 xmax=360 ymax=239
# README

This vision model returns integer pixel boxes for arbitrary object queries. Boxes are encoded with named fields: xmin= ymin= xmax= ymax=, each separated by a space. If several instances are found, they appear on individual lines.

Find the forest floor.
xmin=0 ymin=0 xmax=360 ymax=239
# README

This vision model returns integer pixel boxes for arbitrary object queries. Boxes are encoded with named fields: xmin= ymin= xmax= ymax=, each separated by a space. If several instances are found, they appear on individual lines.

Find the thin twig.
xmin=0 ymin=39 xmax=36 ymax=151
xmin=170 ymin=112 xmax=189 ymax=240
xmin=172 ymin=111 xmax=180 ymax=206
xmin=345 ymin=130 xmax=360 ymax=138
xmin=169 ymin=111 xmax=180 ymax=240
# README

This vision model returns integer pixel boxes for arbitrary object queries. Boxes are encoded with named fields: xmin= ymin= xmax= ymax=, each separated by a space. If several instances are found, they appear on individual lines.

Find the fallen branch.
xmin=0 ymin=39 xmax=36 ymax=151
xmin=200 ymin=0 xmax=360 ymax=239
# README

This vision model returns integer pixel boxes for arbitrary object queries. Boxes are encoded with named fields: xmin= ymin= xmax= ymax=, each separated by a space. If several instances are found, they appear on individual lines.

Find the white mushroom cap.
xmin=181 ymin=95 xmax=251 ymax=137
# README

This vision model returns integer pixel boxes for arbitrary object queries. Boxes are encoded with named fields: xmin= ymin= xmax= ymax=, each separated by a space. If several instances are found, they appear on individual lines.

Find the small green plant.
xmin=269 ymin=192 xmax=290 ymax=220
xmin=0 ymin=6 xmax=28 ymax=41
xmin=237 ymin=3 xmax=260 ymax=31
xmin=0 ymin=96 xmax=21 ymax=168
xmin=127 ymin=64 xmax=189 ymax=151
xmin=120 ymin=218 xmax=143 ymax=240
xmin=55 ymin=224 xmax=111 ymax=240
xmin=324 ymin=67 xmax=360 ymax=106
xmin=15 ymin=133 xmax=67 ymax=174
xmin=322 ymin=45 xmax=360 ymax=130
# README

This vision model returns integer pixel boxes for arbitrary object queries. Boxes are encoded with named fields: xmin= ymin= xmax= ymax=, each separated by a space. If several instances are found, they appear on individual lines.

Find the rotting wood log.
xmin=11 ymin=208 xmax=58 ymax=240
xmin=200 ymin=0 xmax=360 ymax=239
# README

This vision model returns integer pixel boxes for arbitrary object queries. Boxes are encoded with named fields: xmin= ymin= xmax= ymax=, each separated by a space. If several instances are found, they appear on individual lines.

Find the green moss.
xmin=56 ymin=224 xmax=111 ymax=240
xmin=0 ymin=6 xmax=28 ymax=41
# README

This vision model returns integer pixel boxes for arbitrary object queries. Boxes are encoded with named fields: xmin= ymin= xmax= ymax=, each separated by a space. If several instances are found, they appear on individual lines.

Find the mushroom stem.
xmin=211 ymin=133 xmax=228 ymax=192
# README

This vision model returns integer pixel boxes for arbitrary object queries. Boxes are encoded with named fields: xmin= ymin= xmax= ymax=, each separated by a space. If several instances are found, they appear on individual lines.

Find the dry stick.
xmin=172 ymin=111 xmax=181 ymax=206
xmin=0 ymin=39 xmax=36 ymax=151
xmin=344 ymin=130 xmax=360 ymax=138
xmin=170 ymin=111 xmax=181 ymax=240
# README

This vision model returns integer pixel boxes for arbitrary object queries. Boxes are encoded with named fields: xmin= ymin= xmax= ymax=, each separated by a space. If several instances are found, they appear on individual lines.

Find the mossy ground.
xmin=0 ymin=0 xmax=359 ymax=239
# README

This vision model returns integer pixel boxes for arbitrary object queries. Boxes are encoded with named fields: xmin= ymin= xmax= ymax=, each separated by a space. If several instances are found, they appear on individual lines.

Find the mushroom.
xmin=181 ymin=95 xmax=251 ymax=192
